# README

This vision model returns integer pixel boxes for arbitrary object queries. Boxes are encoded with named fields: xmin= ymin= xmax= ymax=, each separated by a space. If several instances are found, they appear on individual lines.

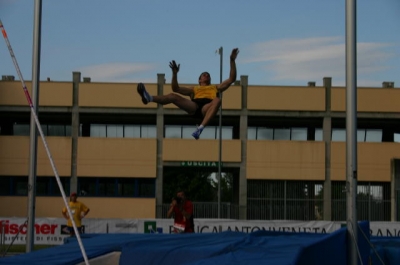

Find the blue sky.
xmin=0 ymin=0 xmax=399 ymax=87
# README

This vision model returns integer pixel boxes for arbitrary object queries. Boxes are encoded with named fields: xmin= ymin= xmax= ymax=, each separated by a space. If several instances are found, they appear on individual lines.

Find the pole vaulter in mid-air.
xmin=137 ymin=48 xmax=239 ymax=140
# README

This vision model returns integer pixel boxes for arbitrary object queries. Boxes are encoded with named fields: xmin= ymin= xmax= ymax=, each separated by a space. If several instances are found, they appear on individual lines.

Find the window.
xmin=98 ymin=178 xmax=117 ymax=196
xmin=78 ymin=177 xmax=155 ymax=197
xmin=13 ymin=124 xmax=30 ymax=136
xmin=332 ymin=129 xmax=346 ymax=142
xmin=257 ymin=128 xmax=273 ymax=140
xmin=357 ymin=130 xmax=366 ymax=142
xmin=315 ymin=128 xmax=323 ymax=141
xmin=332 ymin=129 xmax=382 ymax=142
xmin=36 ymin=177 xmax=70 ymax=196
xmin=141 ymin=125 xmax=156 ymax=138
xmin=220 ymin=127 xmax=233 ymax=139
xmin=0 ymin=176 xmax=69 ymax=196
xmin=182 ymin=126 xmax=195 ymax=139
xmin=248 ymin=127 xmax=307 ymax=141
xmin=79 ymin=178 xmax=97 ymax=196
xmin=66 ymin=125 xmax=72 ymax=136
xmin=14 ymin=177 xmax=28 ymax=195
xmin=124 ymin=125 xmax=141 ymax=138
xmin=291 ymin=128 xmax=307 ymax=141
xmin=248 ymin=127 xmax=257 ymax=140
xmin=90 ymin=124 xmax=106 ymax=137
xmin=89 ymin=124 xmax=156 ymax=138
xmin=106 ymin=125 xmax=124 ymax=138
xmin=48 ymin=125 xmax=71 ymax=136
xmin=274 ymin=128 xmax=290 ymax=140
xmin=365 ymin=130 xmax=382 ymax=142
xmin=138 ymin=178 xmax=156 ymax=197
xmin=118 ymin=178 xmax=135 ymax=197
xmin=200 ymin=128 xmax=217 ymax=139
xmin=0 ymin=177 xmax=10 ymax=195
xmin=166 ymin=125 xmax=233 ymax=139
xmin=165 ymin=125 xmax=182 ymax=138
xmin=13 ymin=123 xmax=71 ymax=136
xmin=36 ymin=177 xmax=50 ymax=196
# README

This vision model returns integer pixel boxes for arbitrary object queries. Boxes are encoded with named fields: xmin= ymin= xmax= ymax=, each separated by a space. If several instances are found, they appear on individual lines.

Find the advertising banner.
xmin=0 ymin=218 xmax=399 ymax=246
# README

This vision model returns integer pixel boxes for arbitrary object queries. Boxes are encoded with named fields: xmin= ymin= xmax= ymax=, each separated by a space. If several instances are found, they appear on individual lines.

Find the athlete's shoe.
xmin=192 ymin=127 xmax=204 ymax=140
xmin=137 ymin=82 xmax=151 ymax=105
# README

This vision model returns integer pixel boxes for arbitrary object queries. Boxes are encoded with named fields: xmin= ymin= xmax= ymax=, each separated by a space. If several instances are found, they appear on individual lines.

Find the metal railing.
xmin=247 ymin=198 xmax=323 ymax=221
xmin=158 ymin=202 xmax=239 ymax=219
xmin=157 ymin=181 xmax=392 ymax=221
xmin=0 ymin=224 xmax=4 ymax=255
xmin=247 ymin=180 xmax=324 ymax=221
xmin=331 ymin=181 xmax=391 ymax=221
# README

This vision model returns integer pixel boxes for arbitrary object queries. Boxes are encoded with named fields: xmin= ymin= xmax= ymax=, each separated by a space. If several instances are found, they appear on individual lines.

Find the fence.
xmin=159 ymin=202 xmax=240 ymax=219
xmin=331 ymin=181 xmax=391 ymax=221
xmin=0 ymin=224 xmax=4 ymax=255
xmin=247 ymin=180 xmax=324 ymax=220
xmin=158 ymin=180 xmax=392 ymax=221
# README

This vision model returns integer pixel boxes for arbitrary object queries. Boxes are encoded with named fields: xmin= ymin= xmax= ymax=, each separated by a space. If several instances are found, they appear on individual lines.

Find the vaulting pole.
xmin=0 ymin=18 xmax=90 ymax=265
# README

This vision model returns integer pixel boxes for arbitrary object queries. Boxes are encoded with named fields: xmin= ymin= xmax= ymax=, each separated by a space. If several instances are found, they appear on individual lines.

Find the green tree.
xmin=210 ymin=172 xmax=234 ymax=202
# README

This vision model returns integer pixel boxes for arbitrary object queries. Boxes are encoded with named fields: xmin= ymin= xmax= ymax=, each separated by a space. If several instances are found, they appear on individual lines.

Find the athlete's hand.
xmin=230 ymin=48 xmax=239 ymax=61
xmin=169 ymin=60 xmax=180 ymax=74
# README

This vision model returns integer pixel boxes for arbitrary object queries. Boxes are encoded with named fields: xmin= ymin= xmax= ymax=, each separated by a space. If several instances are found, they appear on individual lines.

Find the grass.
xmin=1 ymin=244 xmax=55 ymax=255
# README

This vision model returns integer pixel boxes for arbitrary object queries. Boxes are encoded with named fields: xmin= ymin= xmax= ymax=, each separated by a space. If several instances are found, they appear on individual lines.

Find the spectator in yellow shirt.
xmin=62 ymin=192 xmax=90 ymax=236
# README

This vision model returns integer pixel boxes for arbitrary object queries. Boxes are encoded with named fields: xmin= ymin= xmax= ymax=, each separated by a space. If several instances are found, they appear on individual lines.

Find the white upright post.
xmin=217 ymin=46 xmax=223 ymax=219
xmin=345 ymin=0 xmax=359 ymax=264
xmin=26 ymin=0 xmax=42 ymax=253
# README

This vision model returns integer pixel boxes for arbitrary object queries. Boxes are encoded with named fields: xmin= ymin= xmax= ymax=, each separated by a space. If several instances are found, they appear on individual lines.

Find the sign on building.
xmin=180 ymin=161 xmax=222 ymax=167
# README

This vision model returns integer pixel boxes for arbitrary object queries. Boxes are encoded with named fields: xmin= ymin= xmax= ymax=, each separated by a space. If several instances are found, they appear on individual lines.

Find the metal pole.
xmin=219 ymin=46 xmax=223 ymax=83
xmin=0 ymin=224 xmax=4 ymax=255
xmin=368 ymin=183 xmax=371 ymax=220
xmin=284 ymin=181 xmax=287 ymax=220
xmin=345 ymin=0 xmax=358 ymax=264
xmin=218 ymin=46 xmax=223 ymax=219
xmin=26 ymin=0 xmax=42 ymax=253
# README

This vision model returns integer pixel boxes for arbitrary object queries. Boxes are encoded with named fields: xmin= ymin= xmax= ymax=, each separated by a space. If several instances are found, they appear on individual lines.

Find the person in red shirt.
xmin=167 ymin=191 xmax=194 ymax=233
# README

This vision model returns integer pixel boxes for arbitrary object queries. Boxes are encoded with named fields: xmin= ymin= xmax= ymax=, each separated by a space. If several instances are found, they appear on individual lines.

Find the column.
xmin=70 ymin=72 xmax=81 ymax=193
xmin=155 ymin=73 xmax=165 ymax=218
xmin=239 ymin=75 xmax=248 ymax=219
xmin=323 ymin=77 xmax=332 ymax=220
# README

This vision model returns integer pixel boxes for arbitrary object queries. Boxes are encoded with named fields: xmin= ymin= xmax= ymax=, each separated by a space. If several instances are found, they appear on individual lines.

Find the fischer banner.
xmin=0 ymin=218 xmax=399 ymax=245
xmin=0 ymin=218 xmax=66 ymax=245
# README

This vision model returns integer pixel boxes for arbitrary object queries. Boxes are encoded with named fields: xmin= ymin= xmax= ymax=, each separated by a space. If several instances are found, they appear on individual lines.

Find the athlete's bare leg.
xmin=191 ymin=97 xmax=221 ymax=140
xmin=152 ymin=94 xmax=197 ymax=114
xmin=137 ymin=83 xmax=197 ymax=114
xmin=200 ymin=98 xmax=221 ymax=127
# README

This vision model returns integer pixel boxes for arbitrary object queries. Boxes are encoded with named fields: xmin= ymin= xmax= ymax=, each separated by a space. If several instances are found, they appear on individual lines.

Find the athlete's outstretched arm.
xmin=169 ymin=60 xmax=193 ymax=96
xmin=217 ymin=48 xmax=239 ymax=92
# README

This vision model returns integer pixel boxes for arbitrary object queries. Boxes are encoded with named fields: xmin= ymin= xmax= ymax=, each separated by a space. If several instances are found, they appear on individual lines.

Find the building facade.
xmin=0 ymin=73 xmax=399 ymax=221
